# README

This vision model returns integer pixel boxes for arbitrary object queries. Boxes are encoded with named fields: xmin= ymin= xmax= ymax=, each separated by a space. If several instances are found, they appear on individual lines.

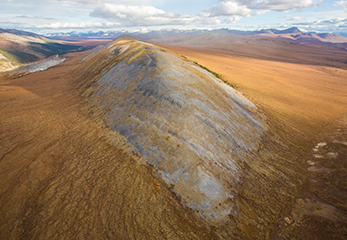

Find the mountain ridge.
xmin=44 ymin=27 xmax=347 ymax=43
xmin=0 ymin=28 xmax=47 ymax=39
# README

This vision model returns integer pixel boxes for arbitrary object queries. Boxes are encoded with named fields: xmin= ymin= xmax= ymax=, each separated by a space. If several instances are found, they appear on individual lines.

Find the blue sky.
xmin=1 ymin=0 xmax=347 ymax=33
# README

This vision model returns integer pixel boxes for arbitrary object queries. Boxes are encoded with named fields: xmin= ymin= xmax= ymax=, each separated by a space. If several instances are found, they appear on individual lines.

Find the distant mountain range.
xmin=44 ymin=27 xmax=347 ymax=42
xmin=1 ymin=27 xmax=346 ymax=72
xmin=44 ymin=29 xmax=206 ymax=39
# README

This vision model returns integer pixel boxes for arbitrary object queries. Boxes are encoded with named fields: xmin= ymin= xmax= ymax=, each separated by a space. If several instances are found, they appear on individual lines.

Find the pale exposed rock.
xmin=307 ymin=166 xmax=334 ymax=172
xmin=77 ymin=39 xmax=265 ymax=221
xmin=306 ymin=160 xmax=315 ymax=165
xmin=326 ymin=152 xmax=339 ymax=159
xmin=0 ymin=53 xmax=7 ymax=60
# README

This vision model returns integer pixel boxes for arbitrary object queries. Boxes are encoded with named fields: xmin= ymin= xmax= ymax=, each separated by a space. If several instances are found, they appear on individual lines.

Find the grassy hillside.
xmin=0 ymin=47 xmax=40 ymax=64
xmin=0 ymin=28 xmax=84 ymax=71
xmin=29 ymin=42 xmax=84 ymax=58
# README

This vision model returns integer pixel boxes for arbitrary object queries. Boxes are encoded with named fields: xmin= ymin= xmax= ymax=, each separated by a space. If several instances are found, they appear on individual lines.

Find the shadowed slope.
xmin=74 ymin=39 xmax=265 ymax=220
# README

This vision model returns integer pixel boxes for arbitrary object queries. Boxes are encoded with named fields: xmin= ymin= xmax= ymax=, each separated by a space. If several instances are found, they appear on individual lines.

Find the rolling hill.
xmin=74 ymin=36 xmax=266 ymax=221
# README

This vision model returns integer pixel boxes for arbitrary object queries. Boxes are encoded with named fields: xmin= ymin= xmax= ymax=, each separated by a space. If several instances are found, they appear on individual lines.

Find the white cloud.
xmin=288 ymin=16 xmax=304 ymax=21
xmin=294 ymin=18 xmax=347 ymax=32
xmin=333 ymin=1 xmax=347 ymax=7
xmin=217 ymin=0 xmax=316 ymax=12
xmin=91 ymin=4 xmax=168 ymax=20
xmin=201 ymin=0 xmax=316 ymax=26
xmin=58 ymin=0 xmax=151 ymax=4
xmin=36 ymin=21 xmax=121 ymax=29
xmin=195 ymin=13 xmax=222 ymax=25
xmin=15 ymin=15 xmax=56 ymax=20
xmin=206 ymin=2 xmax=252 ymax=17
xmin=225 ymin=16 xmax=244 ymax=23
xmin=3 ymin=0 xmax=343 ymax=33
xmin=89 ymin=3 xmax=220 ymax=27
xmin=255 ymin=9 xmax=270 ymax=15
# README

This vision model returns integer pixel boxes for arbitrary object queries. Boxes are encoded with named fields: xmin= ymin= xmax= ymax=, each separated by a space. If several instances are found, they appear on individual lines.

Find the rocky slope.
xmin=74 ymin=37 xmax=266 ymax=221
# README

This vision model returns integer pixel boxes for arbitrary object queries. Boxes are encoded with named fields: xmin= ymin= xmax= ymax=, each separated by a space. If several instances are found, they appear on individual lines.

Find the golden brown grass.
xmin=159 ymin=45 xmax=347 ymax=146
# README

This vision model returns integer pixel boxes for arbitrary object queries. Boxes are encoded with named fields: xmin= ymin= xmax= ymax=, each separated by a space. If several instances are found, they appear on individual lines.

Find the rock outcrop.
xmin=75 ymin=37 xmax=265 ymax=220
